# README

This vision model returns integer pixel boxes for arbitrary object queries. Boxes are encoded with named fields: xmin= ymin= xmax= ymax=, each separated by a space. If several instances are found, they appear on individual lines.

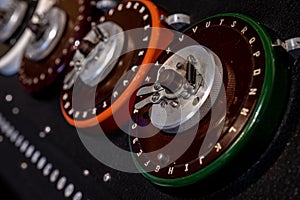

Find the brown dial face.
xmin=18 ymin=0 xmax=97 ymax=93
xmin=60 ymin=1 xmax=159 ymax=125
xmin=130 ymin=15 xmax=266 ymax=179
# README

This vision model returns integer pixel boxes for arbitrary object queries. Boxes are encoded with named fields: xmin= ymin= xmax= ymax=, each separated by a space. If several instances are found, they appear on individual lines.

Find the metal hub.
xmin=25 ymin=7 xmax=67 ymax=61
xmin=0 ymin=0 xmax=28 ymax=42
xmin=135 ymin=45 xmax=223 ymax=133
xmin=64 ymin=21 xmax=125 ymax=88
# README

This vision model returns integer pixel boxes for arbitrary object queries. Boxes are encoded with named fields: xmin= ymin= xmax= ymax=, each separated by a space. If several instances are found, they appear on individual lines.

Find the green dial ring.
xmin=130 ymin=13 xmax=292 ymax=187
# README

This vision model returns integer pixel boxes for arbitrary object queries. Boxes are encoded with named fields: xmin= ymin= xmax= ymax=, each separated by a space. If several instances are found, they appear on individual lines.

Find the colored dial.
xmin=60 ymin=0 xmax=174 ymax=130
xmin=18 ymin=0 xmax=108 ymax=93
xmin=129 ymin=14 xmax=293 ymax=187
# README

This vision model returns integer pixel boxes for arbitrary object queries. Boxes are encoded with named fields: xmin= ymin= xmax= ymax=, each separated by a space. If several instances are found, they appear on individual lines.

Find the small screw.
xmin=83 ymin=169 xmax=90 ymax=176
xmin=21 ymin=162 xmax=28 ymax=170
xmin=187 ymin=86 xmax=196 ymax=95
xmin=171 ymin=101 xmax=179 ymax=108
xmin=181 ymin=91 xmax=190 ymax=99
xmin=12 ymin=107 xmax=20 ymax=115
xmin=74 ymin=60 xmax=82 ymax=70
xmin=154 ymin=82 xmax=161 ymax=90
xmin=176 ymin=62 xmax=184 ymax=69
xmin=44 ymin=126 xmax=51 ymax=133
xmin=183 ymin=82 xmax=190 ymax=90
xmin=152 ymin=93 xmax=161 ymax=103
xmin=157 ymin=153 xmax=169 ymax=164
xmin=39 ymin=132 xmax=46 ymax=138
xmin=193 ymin=97 xmax=200 ymax=106
xmin=5 ymin=94 xmax=13 ymax=102
xmin=160 ymin=101 xmax=167 ymax=108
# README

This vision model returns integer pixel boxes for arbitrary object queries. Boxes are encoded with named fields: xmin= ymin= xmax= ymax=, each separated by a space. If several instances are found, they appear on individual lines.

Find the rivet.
xmin=176 ymin=62 xmax=183 ymax=69
xmin=39 ymin=132 xmax=46 ymax=138
xmin=83 ymin=169 xmax=90 ymax=176
xmin=153 ymin=83 xmax=161 ymax=90
xmin=157 ymin=153 xmax=169 ymax=164
xmin=45 ymin=126 xmax=51 ymax=133
xmin=193 ymin=97 xmax=200 ymax=106
xmin=160 ymin=101 xmax=167 ymax=108
xmin=12 ymin=107 xmax=20 ymax=115
xmin=171 ymin=101 xmax=179 ymax=108
xmin=21 ymin=162 xmax=28 ymax=170
xmin=152 ymin=93 xmax=160 ymax=103
xmin=5 ymin=94 xmax=13 ymax=102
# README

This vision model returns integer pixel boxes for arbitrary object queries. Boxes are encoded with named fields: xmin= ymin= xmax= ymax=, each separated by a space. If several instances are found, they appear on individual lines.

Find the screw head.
xmin=154 ymin=82 xmax=161 ymax=90
xmin=182 ymin=91 xmax=190 ymax=99
xmin=152 ymin=93 xmax=161 ymax=103
xmin=74 ymin=60 xmax=82 ymax=70
xmin=193 ymin=97 xmax=200 ymax=106
xmin=171 ymin=101 xmax=179 ymax=108
xmin=187 ymin=86 xmax=196 ymax=94
xmin=160 ymin=101 xmax=167 ymax=108
xmin=5 ymin=94 xmax=13 ymax=102
xmin=157 ymin=153 xmax=169 ymax=164
xmin=83 ymin=169 xmax=90 ymax=176
xmin=176 ymin=62 xmax=184 ymax=69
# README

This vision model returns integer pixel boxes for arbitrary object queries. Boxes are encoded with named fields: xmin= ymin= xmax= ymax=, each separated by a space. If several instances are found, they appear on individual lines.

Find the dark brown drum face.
xmin=18 ymin=0 xmax=98 ymax=93
xmin=60 ymin=0 xmax=172 ymax=129
xmin=129 ymin=14 xmax=292 ymax=187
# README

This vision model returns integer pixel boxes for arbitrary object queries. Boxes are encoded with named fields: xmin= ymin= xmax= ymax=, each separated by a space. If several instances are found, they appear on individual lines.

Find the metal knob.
xmin=78 ymin=40 xmax=97 ymax=57
xmin=158 ymin=69 xmax=183 ymax=93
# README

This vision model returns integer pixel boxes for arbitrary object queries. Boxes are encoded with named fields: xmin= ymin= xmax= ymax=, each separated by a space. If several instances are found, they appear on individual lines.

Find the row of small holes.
xmin=0 ymin=113 xmax=83 ymax=200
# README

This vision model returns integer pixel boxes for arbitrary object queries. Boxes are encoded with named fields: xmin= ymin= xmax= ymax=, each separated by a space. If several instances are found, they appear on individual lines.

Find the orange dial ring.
xmin=60 ymin=0 xmax=174 ymax=131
